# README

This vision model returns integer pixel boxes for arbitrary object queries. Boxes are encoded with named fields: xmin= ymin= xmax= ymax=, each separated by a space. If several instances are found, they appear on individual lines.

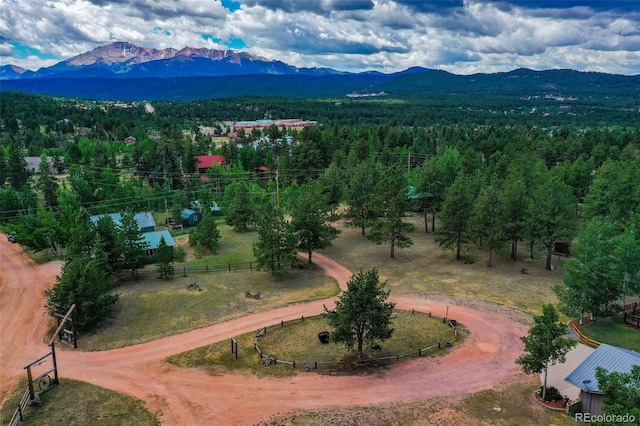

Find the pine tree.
xmin=118 ymin=211 xmax=149 ymax=275
xmin=323 ymin=268 xmax=395 ymax=360
xmin=156 ymin=236 xmax=175 ymax=279
xmin=253 ymin=206 xmax=298 ymax=276
xmin=436 ymin=172 xmax=478 ymax=259
xmin=367 ymin=164 xmax=415 ymax=258
xmin=45 ymin=234 xmax=118 ymax=331
xmin=36 ymin=154 xmax=58 ymax=209
xmin=291 ymin=180 xmax=340 ymax=264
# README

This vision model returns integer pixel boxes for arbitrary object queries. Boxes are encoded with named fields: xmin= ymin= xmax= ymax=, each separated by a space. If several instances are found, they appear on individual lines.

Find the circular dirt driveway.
xmin=0 ymin=237 xmax=528 ymax=425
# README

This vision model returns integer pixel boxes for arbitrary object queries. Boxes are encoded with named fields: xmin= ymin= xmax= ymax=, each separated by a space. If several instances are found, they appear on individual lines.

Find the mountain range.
xmin=1 ymin=42 xmax=638 ymax=101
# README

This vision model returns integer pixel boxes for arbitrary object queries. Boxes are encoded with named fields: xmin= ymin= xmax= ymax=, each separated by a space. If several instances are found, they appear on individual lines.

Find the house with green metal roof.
xmin=142 ymin=230 xmax=175 ymax=261
xmin=90 ymin=212 xmax=172 ymax=262
xmin=90 ymin=212 xmax=157 ymax=232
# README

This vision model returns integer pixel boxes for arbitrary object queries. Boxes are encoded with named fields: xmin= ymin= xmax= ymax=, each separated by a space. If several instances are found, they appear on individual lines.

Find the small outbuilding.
xmin=180 ymin=208 xmax=203 ymax=227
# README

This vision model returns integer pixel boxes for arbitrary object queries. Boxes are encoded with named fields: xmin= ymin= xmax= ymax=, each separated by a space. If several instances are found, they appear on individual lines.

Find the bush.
xmin=541 ymin=386 xmax=563 ymax=402
xmin=173 ymin=245 xmax=186 ymax=262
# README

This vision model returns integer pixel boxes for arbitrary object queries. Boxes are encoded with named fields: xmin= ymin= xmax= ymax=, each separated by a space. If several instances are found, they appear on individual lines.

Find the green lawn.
xmin=0 ymin=379 xmax=159 ymax=426
xmin=167 ymin=311 xmax=464 ymax=377
xmin=579 ymin=314 xmax=640 ymax=352
xmin=78 ymin=221 xmax=338 ymax=351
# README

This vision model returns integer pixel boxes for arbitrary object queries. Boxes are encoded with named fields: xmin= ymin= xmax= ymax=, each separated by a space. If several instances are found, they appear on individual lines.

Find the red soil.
xmin=0 ymin=236 xmax=529 ymax=425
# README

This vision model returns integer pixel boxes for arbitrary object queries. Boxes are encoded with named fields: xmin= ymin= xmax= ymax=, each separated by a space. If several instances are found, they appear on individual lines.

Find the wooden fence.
xmin=252 ymin=310 xmax=458 ymax=370
xmin=121 ymin=261 xmax=257 ymax=280
xmin=569 ymin=321 xmax=601 ymax=348
xmin=8 ymin=388 xmax=31 ymax=426
xmin=623 ymin=304 xmax=640 ymax=329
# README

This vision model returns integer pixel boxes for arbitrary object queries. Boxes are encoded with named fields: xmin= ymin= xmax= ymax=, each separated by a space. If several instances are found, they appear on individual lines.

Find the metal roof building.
xmin=90 ymin=212 xmax=156 ymax=233
xmin=565 ymin=344 xmax=640 ymax=416
xmin=565 ymin=344 xmax=640 ymax=393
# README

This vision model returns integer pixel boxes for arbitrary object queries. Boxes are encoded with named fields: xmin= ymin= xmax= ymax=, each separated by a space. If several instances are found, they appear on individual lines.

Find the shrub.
xmin=541 ymin=386 xmax=563 ymax=402
xmin=173 ymin=245 xmax=186 ymax=262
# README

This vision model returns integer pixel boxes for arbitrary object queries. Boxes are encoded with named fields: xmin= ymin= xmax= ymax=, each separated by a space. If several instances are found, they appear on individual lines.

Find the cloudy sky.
xmin=1 ymin=0 xmax=638 ymax=75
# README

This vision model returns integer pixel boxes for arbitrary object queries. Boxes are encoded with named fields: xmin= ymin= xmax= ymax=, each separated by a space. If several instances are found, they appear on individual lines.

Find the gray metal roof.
xmin=90 ymin=212 xmax=156 ymax=231
xmin=565 ymin=344 xmax=640 ymax=394
xmin=134 ymin=212 xmax=156 ymax=228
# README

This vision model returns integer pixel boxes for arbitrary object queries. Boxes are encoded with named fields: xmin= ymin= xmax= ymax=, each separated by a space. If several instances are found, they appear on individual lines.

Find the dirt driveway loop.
xmin=0 ymin=236 xmax=529 ymax=425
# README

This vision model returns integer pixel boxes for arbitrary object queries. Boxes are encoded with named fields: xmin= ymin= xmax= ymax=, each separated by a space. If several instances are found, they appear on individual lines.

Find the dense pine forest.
xmin=1 ymin=90 xmax=639 ymax=328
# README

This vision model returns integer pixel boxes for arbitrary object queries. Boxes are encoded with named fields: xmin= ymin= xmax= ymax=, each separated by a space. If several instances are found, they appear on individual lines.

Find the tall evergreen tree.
xmin=469 ymin=179 xmax=506 ymax=266
xmin=156 ymin=236 xmax=175 ymax=279
xmin=530 ymin=174 xmax=577 ymax=270
xmin=45 ymin=234 xmax=118 ymax=331
xmin=501 ymin=175 xmax=530 ymax=261
xmin=291 ymin=180 xmax=340 ymax=264
xmin=414 ymin=157 xmax=441 ymax=233
xmin=344 ymin=158 xmax=379 ymax=236
xmin=36 ymin=154 xmax=58 ymax=209
xmin=224 ymin=180 xmax=254 ymax=232
xmin=318 ymin=162 xmax=344 ymax=218
xmin=118 ymin=211 xmax=149 ymax=275
xmin=6 ymin=141 xmax=31 ymax=190
xmin=436 ymin=172 xmax=477 ymax=259
xmin=253 ymin=206 xmax=299 ymax=275
xmin=189 ymin=214 xmax=221 ymax=254
xmin=367 ymin=164 xmax=415 ymax=258
xmin=323 ymin=268 xmax=395 ymax=360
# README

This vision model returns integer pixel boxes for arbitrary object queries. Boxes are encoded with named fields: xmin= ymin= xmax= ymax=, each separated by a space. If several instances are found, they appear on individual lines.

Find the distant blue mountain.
xmin=1 ymin=42 xmax=350 ymax=80
xmin=1 ymin=42 xmax=637 ymax=101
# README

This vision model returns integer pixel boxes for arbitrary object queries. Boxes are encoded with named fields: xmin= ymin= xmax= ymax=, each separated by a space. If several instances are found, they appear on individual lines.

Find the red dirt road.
xmin=0 ymin=237 xmax=529 ymax=425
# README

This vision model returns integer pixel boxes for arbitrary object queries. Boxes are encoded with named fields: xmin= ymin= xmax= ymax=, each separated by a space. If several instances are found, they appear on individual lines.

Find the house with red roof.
xmin=196 ymin=155 xmax=225 ymax=182
xmin=196 ymin=155 xmax=225 ymax=173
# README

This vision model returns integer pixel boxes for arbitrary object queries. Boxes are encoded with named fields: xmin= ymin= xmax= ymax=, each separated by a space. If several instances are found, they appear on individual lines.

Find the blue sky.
xmin=1 ymin=0 xmax=638 ymax=75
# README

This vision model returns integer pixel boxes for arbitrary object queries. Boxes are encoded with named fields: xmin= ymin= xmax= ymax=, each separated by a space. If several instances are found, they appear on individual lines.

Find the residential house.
xmin=565 ymin=344 xmax=640 ymax=416
xmin=24 ymin=156 xmax=54 ymax=173
xmin=196 ymin=155 xmax=225 ymax=174
xmin=89 ymin=212 xmax=174 ymax=261
xmin=196 ymin=155 xmax=225 ymax=183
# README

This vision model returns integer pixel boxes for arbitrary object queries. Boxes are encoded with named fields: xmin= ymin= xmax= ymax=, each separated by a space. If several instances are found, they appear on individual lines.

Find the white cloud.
xmin=0 ymin=0 xmax=638 ymax=75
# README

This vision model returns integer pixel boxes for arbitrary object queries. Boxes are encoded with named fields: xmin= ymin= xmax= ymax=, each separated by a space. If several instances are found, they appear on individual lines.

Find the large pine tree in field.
xmin=324 ymin=268 xmax=395 ymax=360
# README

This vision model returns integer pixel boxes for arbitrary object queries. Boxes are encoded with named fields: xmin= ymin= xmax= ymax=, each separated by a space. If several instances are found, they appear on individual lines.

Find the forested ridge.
xmin=1 ymin=90 xmax=639 ymax=329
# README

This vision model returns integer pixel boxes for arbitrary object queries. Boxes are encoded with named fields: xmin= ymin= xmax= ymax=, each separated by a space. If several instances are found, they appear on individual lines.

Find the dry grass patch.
xmin=0 ymin=379 xmax=159 ymax=426
xmin=78 ymin=264 xmax=339 ymax=351
xmin=258 ymin=377 xmax=574 ymax=426
xmin=168 ymin=311 xmax=463 ymax=377
xmin=321 ymin=215 xmax=565 ymax=314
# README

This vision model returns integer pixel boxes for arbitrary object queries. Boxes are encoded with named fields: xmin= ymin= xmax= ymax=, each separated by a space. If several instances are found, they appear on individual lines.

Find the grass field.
xmin=13 ymin=213 xmax=581 ymax=424
xmin=257 ymin=377 xmax=575 ymax=426
xmin=579 ymin=314 xmax=640 ymax=352
xmin=52 ymin=212 xmax=568 ymax=362
xmin=321 ymin=215 xmax=565 ymax=315
xmin=167 ymin=311 xmax=464 ymax=377
xmin=0 ymin=379 xmax=160 ymax=426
